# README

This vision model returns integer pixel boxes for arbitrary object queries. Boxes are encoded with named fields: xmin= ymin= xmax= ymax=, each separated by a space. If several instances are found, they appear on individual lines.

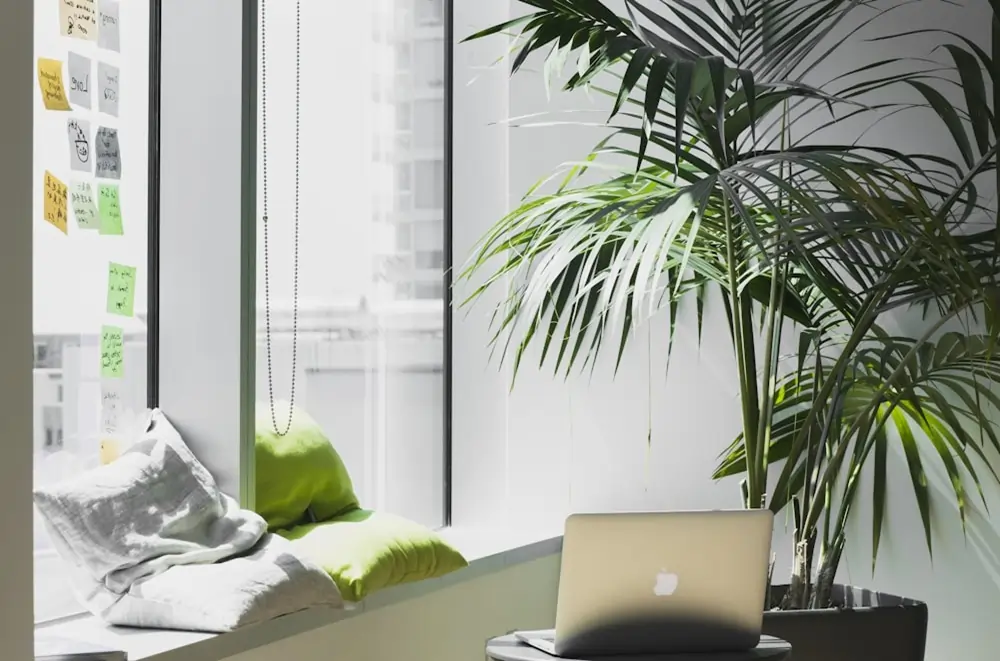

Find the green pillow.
xmin=279 ymin=509 xmax=468 ymax=601
xmin=255 ymin=401 xmax=359 ymax=530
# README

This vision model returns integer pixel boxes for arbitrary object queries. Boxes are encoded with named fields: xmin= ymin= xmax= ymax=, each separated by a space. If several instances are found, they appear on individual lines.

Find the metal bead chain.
xmin=261 ymin=0 xmax=301 ymax=436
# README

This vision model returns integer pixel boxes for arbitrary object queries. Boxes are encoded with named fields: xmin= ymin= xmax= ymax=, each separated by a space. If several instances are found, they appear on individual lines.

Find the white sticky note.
xmin=67 ymin=118 xmax=92 ymax=173
xmin=97 ymin=61 xmax=119 ymax=117
xmin=100 ymin=381 xmax=122 ymax=434
xmin=98 ymin=0 xmax=120 ymax=52
xmin=71 ymin=181 xmax=99 ymax=229
xmin=67 ymin=52 xmax=92 ymax=109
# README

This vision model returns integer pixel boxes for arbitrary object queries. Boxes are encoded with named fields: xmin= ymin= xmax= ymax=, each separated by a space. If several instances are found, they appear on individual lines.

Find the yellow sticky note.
xmin=100 ymin=325 xmax=124 ymax=378
xmin=43 ymin=171 xmax=69 ymax=234
xmin=106 ymin=262 xmax=136 ymax=317
xmin=60 ymin=0 xmax=98 ymax=41
xmin=37 ymin=58 xmax=72 ymax=111
xmin=99 ymin=438 xmax=121 ymax=465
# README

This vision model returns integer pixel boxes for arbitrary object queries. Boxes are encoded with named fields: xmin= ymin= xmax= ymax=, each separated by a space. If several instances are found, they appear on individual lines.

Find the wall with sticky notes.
xmin=34 ymin=0 xmax=148 ymax=330
xmin=32 ymin=0 xmax=150 ymax=624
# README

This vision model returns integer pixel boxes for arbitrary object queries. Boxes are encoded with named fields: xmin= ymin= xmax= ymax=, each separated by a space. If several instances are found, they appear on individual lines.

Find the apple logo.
xmin=653 ymin=569 xmax=679 ymax=596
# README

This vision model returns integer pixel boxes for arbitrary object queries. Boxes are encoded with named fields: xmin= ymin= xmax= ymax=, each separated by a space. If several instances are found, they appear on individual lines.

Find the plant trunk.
xmin=812 ymin=535 xmax=844 ymax=609
xmin=781 ymin=537 xmax=811 ymax=610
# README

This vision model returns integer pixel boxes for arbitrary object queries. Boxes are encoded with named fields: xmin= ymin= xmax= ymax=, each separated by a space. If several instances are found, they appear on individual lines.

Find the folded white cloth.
xmin=34 ymin=409 xmax=342 ymax=632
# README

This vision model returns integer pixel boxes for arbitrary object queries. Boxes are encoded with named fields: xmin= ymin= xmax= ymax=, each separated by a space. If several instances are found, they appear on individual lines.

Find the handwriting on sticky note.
xmin=60 ymin=0 xmax=97 ymax=41
xmin=67 ymin=52 xmax=92 ymax=109
xmin=71 ymin=181 xmax=99 ymax=229
xmin=37 ymin=58 xmax=72 ymax=111
xmin=95 ymin=126 xmax=121 ymax=179
xmin=97 ymin=62 xmax=119 ymax=117
xmin=99 ymin=438 xmax=121 ymax=465
xmin=98 ymin=0 xmax=121 ymax=52
xmin=98 ymin=184 xmax=123 ymax=235
xmin=68 ymin=118 xmax=92 ymax=173
xmin=100 ymin=325 xmax=124 ymax=378
xmin=43 ymin=171 xmax=69 ymax=234
xmin=100 ymin=383 xmax=122 ymax=433
xmin=106 ymin=262 xmax=136 ymax=317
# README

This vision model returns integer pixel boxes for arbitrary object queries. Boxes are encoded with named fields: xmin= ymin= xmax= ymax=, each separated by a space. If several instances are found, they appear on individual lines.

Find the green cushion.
xmin=279 ymin=509 xmax=468 ymax=601
xmin=255 ymin=401 xmax=359 ymax=530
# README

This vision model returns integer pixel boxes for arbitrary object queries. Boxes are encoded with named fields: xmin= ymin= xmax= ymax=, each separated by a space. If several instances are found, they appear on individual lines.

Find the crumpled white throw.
xmin=33 ymin=409 xmax=342 ymax=632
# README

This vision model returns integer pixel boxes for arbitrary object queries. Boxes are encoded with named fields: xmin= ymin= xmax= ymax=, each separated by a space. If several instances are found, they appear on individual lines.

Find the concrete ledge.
xmin=36 ymin=528 xmax=563 ymax=661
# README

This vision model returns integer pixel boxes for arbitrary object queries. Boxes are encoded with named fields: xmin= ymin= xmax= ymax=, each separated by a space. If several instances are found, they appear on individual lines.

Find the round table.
xmin=486 ymin=633 xmax=792 ymax=661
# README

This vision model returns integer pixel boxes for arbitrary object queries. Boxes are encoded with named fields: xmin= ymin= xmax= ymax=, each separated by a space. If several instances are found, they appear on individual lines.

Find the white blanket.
xmin=33 ymin=410 xmax=342 ymax=632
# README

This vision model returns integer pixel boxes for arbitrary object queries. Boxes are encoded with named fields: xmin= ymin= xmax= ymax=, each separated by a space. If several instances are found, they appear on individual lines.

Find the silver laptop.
xmin=517 ymin=510 xmax=774 ymax=657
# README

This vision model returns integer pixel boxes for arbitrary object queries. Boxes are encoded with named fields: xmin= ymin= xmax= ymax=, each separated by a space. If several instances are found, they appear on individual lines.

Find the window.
xmin=32 ymin=0 xmax=152 ymax=622
xmin=397 ymin=101 xmax=412 ymax=131
xmin=414 ymin=159 xmax=444 ymax=209
xmin=415 ymin=0 xmax=444 ymax=26
xmin=414 ymin=99 xmax=444 ymax=149
xmin=256 ymin=0 xmax=447 ymax=527
xmin=415 ymin=250 xmax=444 ymax=270
xmin=414 ymin=39 xmax=445 ymax=89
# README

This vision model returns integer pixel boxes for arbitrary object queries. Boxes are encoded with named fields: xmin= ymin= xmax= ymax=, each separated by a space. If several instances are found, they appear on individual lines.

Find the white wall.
xmin=452 ymin=2 xmax=1000 ymax=661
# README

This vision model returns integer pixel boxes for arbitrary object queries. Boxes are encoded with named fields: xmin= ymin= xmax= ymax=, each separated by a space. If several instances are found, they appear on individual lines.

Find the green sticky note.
xmin=98 ymin=183 xmax=123 ymax=235
xmin=100 ymin=325 xmax=124 ymax=378
xmin=106 ymin=262 xmax=136 ymax=317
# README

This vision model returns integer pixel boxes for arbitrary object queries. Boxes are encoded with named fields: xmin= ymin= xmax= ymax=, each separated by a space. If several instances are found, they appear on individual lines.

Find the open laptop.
xmin=516 ymin=510 xmax=774 ymax=657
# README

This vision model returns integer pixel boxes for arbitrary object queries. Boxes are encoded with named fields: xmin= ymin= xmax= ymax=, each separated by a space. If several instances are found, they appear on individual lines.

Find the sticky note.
xmin=100 ymin=382 xmax=122 ymax=434
xmin=67 ymin=118 xmax=92 ymax=173
xmin=95 ymin=126 xmax=121 ymax=179
xmin=68 ymin=52 xmax=92 ymax=109
xmin=43 ymin=171 xmax=69 ymax=234
xmin=99 ymin=438 xmax=121 ymax=465
xmin=97 ymin=62 xmax=119 ymax=117
xmin=37 ymin=58 xmax=72 ymax=111
xmin=98 ymin=0 xmax=120 ymax=52
xmin=71 ymin=181 xmax=99 ymax=229
xmin=60 ymin=0 xmax=97 ymax=41
xmin=98 ymin=183 xmax=123 ymax=235
xmin=100 ymin=325 xmax=124 ymax=378
xmin=106 ymin=262 xmax=136 ymax=317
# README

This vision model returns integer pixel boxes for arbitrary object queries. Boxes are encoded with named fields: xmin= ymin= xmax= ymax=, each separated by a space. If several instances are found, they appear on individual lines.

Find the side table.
xmin=486 ymin=633 xmax=792 ymax=661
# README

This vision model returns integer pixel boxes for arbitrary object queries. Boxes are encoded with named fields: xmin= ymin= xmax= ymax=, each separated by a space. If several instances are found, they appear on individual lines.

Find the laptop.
xmin=516 ymin=509 xmax=774 ymax=657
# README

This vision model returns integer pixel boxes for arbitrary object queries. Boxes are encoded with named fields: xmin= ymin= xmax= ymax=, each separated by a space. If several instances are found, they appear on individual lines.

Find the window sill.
xmin=35 ymin=527 xmax=563 ymax=661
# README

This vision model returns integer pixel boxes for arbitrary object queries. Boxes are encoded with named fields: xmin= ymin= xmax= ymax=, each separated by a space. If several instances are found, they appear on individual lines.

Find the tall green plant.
xmin=460 ymin=0 xmax=1000 ymax=608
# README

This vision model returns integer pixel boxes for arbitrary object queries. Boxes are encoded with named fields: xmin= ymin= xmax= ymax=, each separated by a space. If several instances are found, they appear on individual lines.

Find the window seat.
xmin=36 ymin=528 xmax=562 ymax=661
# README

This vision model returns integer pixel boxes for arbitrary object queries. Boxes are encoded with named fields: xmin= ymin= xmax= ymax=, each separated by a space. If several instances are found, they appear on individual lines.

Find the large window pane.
xmin=32 ymin=0 xmax=150 ymax=622
xmin=256 ymin=0 xmax=446 ymax=527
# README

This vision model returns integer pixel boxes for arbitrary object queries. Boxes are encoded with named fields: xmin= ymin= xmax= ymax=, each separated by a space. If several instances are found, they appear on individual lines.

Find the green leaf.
xmin=905 ymin=80 xmax=975 ymax=169
xmin=942 ymin=44 xmax=991 ymax=156
xmin=891 ymin=408 xmax=933 ymax=557
xmin=871 ymin=415 xmax=888 ymax=573
xmin=638 ymin=58 xmax=672 ymax=171
xmin=611 ymin=47 xmax=654 ymax=120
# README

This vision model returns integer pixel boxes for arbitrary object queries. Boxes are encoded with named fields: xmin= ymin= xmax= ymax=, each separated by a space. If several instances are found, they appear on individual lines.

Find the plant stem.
xmin=724 ymin=191 xmax=762 ymax=507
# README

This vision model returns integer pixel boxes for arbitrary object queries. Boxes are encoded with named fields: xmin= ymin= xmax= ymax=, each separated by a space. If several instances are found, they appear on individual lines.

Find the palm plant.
xmin=460 ymin=0 xmax=1000 ymax=609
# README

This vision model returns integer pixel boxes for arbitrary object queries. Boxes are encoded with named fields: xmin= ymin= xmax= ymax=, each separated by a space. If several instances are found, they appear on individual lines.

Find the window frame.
xmin=442 ymin=0 xmax=454 ymax=526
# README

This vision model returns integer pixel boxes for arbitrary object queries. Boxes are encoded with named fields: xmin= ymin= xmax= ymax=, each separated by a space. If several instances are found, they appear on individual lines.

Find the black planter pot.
xmin=762 ymin=585 xmax=928 ymax=661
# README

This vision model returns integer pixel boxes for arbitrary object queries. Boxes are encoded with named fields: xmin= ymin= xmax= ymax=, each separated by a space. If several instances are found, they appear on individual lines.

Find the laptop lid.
xmin=554 ymin=510 xmax=774 ymax=657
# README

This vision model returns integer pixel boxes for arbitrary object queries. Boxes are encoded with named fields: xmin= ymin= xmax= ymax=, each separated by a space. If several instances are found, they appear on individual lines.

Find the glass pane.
xmin=414 ymin=99 xmax=443 ymax=149
xmin=415 ymin=0 xmax=443 ymax=25
xmin=256 ymin=0 xmax=446 ymax=528
xmin=32 ymin=0 xmax=150 ymax=622
xmin=414 ymin=159 xmax=444 ymax=209
xmin=414 ymin=38 xmax=444 ymax=89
